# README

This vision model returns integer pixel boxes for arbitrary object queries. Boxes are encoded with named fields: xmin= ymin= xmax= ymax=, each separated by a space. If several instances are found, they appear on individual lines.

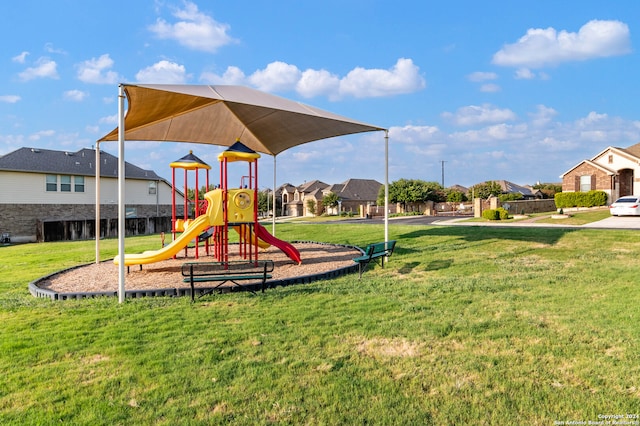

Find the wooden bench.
xmin=353 ymin=240 xmax=396 ymax=278
xmin=181 ymin=260 xmax=274 ymax=301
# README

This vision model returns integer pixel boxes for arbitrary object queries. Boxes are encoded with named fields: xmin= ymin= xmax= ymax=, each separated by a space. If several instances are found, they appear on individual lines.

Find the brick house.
xmin=280 ymin=178 xmax=382 ymax=217
xmin=560 ymin=142 xmax=640 ymax=202
xmin=0 ymin=147 xmax=183 ymax=243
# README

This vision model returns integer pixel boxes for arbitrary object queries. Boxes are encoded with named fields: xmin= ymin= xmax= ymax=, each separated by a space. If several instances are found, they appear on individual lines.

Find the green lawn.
xmin=1 ymin=221 xmax=639 ymax=425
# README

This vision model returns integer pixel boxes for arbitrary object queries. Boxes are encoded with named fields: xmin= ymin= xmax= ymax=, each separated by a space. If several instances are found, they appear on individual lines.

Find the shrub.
xmin=482 ymin=209 xmax=499 ymax=220
xmin=554 ymin=190 xmax=608 ymax=209
xmin=482 ymin=208 xmax=510 ymax=220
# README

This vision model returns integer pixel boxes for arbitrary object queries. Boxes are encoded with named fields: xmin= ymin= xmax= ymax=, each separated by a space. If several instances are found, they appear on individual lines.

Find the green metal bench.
xmin=181 ymin=260 xmax=274 ymax=301
xmin=353 ymin=240 xmax=396 ymax=278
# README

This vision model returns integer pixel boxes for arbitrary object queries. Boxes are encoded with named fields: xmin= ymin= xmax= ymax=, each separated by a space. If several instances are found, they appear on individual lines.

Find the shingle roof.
xmin=494 ymin=180 xmax=535 ymax=196
xmin=0 ymin=147 xmax=162 ymax=180
xmin=333 ymin=179 xmax=381 ymax=201
xmin=620 ymin=142 xmax=640 ymax=158
xmin=297 ymin=180 xmax=329 ymax=192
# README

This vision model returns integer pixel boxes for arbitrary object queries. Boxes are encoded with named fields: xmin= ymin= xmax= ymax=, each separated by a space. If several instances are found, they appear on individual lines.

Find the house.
xmin=281 ymin=180 xmax=329 ymax=216
xmin=0 ymin=147 xmax=183 ymax=242
xmin=466 ymin=180 xmax=542 ymax=199
xmin=493 ymin=180 xmax=543 ymax=199
xmin=280 ymin=178 xmax=382 ymax=217
xmin=560 ymin=142 xmax=640 ymax=202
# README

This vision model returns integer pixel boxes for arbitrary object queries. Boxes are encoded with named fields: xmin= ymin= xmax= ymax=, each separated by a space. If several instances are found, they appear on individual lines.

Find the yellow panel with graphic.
xmin=203 ymin=189 xmax=225 ymax=226
xmin=227 ymin=188 xmax=255 ymax=223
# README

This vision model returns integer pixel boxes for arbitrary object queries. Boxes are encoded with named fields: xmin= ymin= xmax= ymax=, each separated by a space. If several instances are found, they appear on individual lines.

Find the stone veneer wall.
xmin=0 ymin=204 xmax=182 ymax=242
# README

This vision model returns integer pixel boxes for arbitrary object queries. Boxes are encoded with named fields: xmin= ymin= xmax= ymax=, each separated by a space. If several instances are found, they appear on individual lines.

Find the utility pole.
xmin=440 ymin=160 xmax=447 ymax=187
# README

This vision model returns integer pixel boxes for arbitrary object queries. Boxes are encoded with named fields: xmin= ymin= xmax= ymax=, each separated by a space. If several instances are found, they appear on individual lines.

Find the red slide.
xmin=254 ymin=223 xmax=302 ymax=264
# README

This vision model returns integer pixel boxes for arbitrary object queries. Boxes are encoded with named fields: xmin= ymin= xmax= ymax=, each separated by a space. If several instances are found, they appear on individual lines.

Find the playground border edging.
xmin=28 ymin=241 xmax=364 ymax=301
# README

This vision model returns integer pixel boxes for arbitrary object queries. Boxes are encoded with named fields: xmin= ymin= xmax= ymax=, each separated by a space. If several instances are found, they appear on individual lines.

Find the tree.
xmin=469 ymin=181 xmax=502 ymax=199
xmin=306 ymin=199 xmax=317 ymax=216
xmin=377 ymin=179 xmax=445 ymax=210
xmin=257 ymin=190 xmax=272 ymax=216
xmin=445 ymin=189 xmax=468 ymax=202
xmin=533 ymin=182 xmax=562 ymax=199
xmin=322 ymin=192 xmax=340 ymax=214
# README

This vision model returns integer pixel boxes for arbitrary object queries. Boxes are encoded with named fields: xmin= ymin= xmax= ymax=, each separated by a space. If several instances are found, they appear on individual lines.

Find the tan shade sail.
xmin=98 ymin=84 xmax=385 ymax=155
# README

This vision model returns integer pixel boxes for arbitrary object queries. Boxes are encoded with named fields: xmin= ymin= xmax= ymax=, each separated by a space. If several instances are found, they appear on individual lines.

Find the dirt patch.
xmin=38 ymin=242 xmax=361 ymax=293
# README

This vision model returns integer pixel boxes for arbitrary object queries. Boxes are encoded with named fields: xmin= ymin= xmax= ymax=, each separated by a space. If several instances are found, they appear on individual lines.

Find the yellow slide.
xmin=114 ymin=190 xmax=224 ymax=266
xmin=114 ymin=214 xmax=211 ymax=266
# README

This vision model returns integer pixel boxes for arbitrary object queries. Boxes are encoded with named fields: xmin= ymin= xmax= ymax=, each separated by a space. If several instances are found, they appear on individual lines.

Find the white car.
xmin=609 ymin=196 xmax=640 ymax=216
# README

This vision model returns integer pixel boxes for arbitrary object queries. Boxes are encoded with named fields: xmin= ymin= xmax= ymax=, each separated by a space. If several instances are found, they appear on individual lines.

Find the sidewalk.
xmin=434 ymin=215 xmax=640 ymax=230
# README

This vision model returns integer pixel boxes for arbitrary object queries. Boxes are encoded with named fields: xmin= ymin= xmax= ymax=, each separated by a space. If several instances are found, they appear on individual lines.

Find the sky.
xmin=1 ymin=0 xmax=640 ymax=190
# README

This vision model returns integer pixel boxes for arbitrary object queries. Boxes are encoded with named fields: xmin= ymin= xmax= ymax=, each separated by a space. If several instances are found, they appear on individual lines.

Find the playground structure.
xmin=170 ymin=150 xmax=212 ymax=260
xmin=115 ymin=141 xmax=301 ymax=266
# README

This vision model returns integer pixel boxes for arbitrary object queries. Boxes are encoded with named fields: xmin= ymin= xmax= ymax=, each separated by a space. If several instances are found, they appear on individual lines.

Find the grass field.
xmin=1 ymin=218 xmax=640 ymax=425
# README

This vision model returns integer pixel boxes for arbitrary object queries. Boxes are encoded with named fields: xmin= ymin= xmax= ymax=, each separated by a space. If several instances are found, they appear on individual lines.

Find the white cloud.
xmin=135 ymin=60 xmax=190 ymax=84
xmin=442 ymin=104 xmax=517 ymax=126
xmin=18 ymin=57 xmax=58 ymax=81
xmin=248 ymin=61 xmax=302 ymax=92
xmin=492 ymin=20 xmax=631 ymax=68
xmin=528 ymin=104 xmax=558 ymax=127
xmin=29 ymin=130 xmax=55 ymax=141
xmin=388 ymin=124 xmax=440 ymax=144
xmin=12 ymin=51 xmax=29 ymax=64
xmin=576 ymin=111 xmax=608 ymax=127
xmin=0 ymin=95 xmax=20 ymax=103
xmin=63 ymin=90 xmax=88 ymax=102
xmin=339 ymin=58 xmax=426 ymax=98
xmin=149 ymin=1 xmax=236 ymax=52
xmin=99 ymin=114 xmax=118 ymax=125
xmin=44 ymin=43 xmax=66 ymax=55
xmin=480 ymin=83 xmax=501 ymax=93
xmin=202 ymin=58 xmax=425 ymax=100
xmin=467 ymin=71 xmax=498 ymax=82
xmin=200 ymin=66 xmax=246 ymax=85
xmin=514 ymin=68 xmax=536 ymax=79
xmin=77 ymin=54 xmax=121 ymax=84
xmin=296 ymin=69 xmax=340 ymax=99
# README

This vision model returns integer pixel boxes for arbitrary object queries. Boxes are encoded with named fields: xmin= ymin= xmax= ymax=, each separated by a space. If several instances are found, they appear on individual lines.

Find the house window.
xmin=74 ymin=176 xmax=85 ymax=192
xmin=580 ymin=175 xmax=592 ymax=192
xmin=148 ymin=181 xmax=157 ymax=195
xmin=46 ymin=175 xmax=57 ymax=192
xmin=608 ymin=155 xmax=614 ymax=164
xmin=60 ymin=175 xmax=72 ymax=192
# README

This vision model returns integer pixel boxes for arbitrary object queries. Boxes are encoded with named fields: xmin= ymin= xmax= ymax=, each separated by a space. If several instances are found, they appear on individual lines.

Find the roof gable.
xmin=560 ymin=159 xmax=616 ymax=178
xmin=335 ymin=178 xmax=382 ymax=200
xmin=297 ymin=179 xmax=329 ymax=193
xmin=0 ymin=147 xmax=161 ymax=180
xmin=621 ymin=142 xmax=640 ymax=158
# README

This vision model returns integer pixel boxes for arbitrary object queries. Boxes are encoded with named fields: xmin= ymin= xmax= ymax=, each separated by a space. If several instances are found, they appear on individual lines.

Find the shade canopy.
xmin=97 ymin=83 xmax=389 ymax=304
xmin=98 ymin=84 xmax=385 ymax=154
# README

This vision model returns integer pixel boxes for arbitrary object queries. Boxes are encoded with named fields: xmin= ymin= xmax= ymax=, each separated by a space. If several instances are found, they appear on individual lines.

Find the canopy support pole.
xmin=117 ymin=84 xmax=126 ymax=303
xmin=384 ymin=130 xmax=389 ymax=244
xmin=272 ymin=155 xmax=277 ymax=236
xmin=95 ymin=142 xmax=100 ymax=264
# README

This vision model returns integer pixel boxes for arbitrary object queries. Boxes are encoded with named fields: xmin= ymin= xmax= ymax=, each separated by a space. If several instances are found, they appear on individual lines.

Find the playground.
xmin=31 ymin=141 xmax=364 ymax=299
xmin=35 ymin=242 xmax=360 ymax=297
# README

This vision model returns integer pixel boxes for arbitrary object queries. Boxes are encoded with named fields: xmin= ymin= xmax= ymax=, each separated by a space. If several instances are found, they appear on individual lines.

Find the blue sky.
xmin=1 ymin=1 xmax=639 ymax=189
